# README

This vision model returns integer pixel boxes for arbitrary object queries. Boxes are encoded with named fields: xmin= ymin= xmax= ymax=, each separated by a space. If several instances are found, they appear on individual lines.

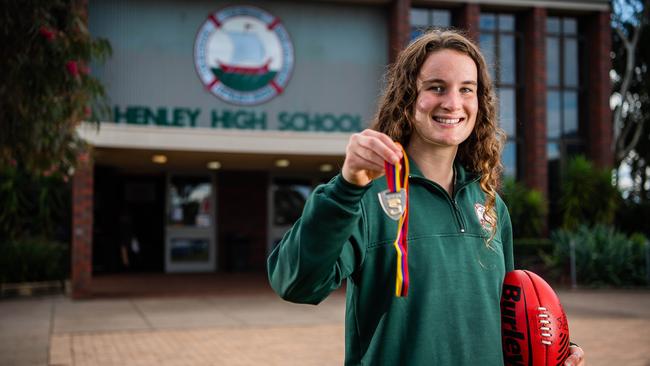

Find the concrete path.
xmin=1 ymin=289 xmax=649 ymax=366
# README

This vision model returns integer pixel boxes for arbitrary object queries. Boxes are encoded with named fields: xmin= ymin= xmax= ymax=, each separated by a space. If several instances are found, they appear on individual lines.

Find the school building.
xmin=70 ymin=0 xmax=612 ymax=297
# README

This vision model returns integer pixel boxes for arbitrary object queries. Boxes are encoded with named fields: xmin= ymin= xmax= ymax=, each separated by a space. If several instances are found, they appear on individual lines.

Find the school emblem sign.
xmin=194 ymin=6 xmax=294 ymax=105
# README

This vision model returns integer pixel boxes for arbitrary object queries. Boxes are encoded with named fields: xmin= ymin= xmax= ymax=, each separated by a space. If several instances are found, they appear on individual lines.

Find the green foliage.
xmin=0 ymin=165 xmax=70 ymax=242
xmin=0 ymin=0 xmax=111 ymax=175
xmin=560 ymin=156 xmax=620 ymax=230
xmin=514 ymin=238 xmax=554 ymax=256
xmin=513 ymin=238 xmax=554 ymax=275
xmin=0 ymin=0 xmax=107 ymax=256
xmin=545 ymin=225 xmax=648 ymax=287
xmin=501 ymin=178 xmax=547 ymax=238
xmin=0 ymin=237 xmax=68 ymax=283
xmin=617 ymin=200 xmax=650 ymax=238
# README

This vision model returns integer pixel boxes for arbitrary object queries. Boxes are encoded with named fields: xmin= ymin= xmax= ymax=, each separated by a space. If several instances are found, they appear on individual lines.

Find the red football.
xmin=501 ymin=270 xmax=571 ymax=366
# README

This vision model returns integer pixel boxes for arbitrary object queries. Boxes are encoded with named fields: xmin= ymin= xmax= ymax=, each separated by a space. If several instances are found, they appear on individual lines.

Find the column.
xmin=458 ymin=3 xmax=480 ymax=42
xmin=71 ymin=150 xmax=93 ymax=299
xmin=389 ymin=0 xmax=411 ymax=62
xmin=522 ymin=7 xmax=548 ymax=196
xmin=585 ymin=10 xmax=614 ymax=168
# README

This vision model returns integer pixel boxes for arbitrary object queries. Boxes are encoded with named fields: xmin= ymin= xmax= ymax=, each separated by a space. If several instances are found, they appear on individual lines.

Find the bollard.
xmin=646 ymin=240 xmax=650 ymax=286
xmin=570 ymin=239 xmax=577 ymax=289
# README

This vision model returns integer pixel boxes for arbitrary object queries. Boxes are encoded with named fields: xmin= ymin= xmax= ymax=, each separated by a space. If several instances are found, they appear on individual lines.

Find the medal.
xmin=378 ymin=190 xmax=407 ymax=220
xmin=378 ymin=143 xmax=410 ymax=297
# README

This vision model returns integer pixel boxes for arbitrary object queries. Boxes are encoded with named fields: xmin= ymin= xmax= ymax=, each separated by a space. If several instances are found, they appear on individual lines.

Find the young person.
xmin=267 ymin=29 xmax=584 ymax=366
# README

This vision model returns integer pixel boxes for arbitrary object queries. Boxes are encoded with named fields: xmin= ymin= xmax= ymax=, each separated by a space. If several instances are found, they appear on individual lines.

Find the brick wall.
xmin=522 ymin=7 xmax=549 ymax=197
xmin=458 ymin=3 xmax=480 ymax=42
xmin=71 ymin=151 xmax=94 ymax=299
xmin=586 ymin=10 xmax=614 ymax=168
xmin=389 ymin=0 xmax=411 ymax=62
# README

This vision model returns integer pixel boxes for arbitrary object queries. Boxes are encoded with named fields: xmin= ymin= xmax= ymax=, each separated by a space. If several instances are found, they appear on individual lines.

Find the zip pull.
xmin=453 ymin=200 xmax=466 ymax=233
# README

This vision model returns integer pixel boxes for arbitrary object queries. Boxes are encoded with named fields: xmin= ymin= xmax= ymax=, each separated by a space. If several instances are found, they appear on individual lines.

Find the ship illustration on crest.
xmin=212 ymin=26 xmax=277 ymax=92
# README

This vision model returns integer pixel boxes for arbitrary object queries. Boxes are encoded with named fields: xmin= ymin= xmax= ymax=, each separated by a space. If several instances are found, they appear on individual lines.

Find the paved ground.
xmin=1 ymin=275 xmax=649 ymax=366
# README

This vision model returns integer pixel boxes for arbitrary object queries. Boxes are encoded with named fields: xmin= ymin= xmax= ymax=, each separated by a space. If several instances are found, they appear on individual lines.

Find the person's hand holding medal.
xmin=342 ymin=129 xmax=403 ymax=187
xmin=342 ymin=129 xmax=411 ymax=297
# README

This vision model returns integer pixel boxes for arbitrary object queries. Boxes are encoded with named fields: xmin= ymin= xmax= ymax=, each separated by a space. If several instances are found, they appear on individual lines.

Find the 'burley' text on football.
xmin=501 ymin=284 xmax=525 ymax=366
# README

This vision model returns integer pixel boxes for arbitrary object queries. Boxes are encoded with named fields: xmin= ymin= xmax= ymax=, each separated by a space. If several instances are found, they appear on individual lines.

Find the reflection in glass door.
xmin=267 ymin=178 xmax=313 ymax=255
xmin=165 ymin=174 xmax=216 ymax=272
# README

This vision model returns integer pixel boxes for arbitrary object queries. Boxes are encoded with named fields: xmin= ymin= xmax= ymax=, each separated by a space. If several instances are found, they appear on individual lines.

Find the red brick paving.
xmin=36 ymin=274 xmax=650 ymax=366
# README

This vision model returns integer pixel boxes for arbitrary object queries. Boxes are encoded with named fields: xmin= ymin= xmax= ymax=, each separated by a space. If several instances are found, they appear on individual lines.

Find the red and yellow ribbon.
xmin=384 ymin=144 xmax=410 ymax=297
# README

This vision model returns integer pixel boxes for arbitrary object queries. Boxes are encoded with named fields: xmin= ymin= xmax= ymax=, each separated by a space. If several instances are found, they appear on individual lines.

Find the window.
xmin=479 ymin=13 xmax=519 ymax=178
xmin=410 ymin=8 xmax=452 ymax=41
xmin=546 ymin=17 xmax=581 ymax=147
xmin=546 ymin=16 xmax=583 ymax=227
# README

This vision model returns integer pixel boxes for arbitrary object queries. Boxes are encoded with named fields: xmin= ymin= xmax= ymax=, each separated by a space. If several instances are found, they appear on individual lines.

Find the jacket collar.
xmin=408 ymin=158 xmax=480 ymax=186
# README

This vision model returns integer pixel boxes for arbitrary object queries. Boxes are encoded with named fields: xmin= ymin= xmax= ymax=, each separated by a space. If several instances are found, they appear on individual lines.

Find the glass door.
xmin=267 ymin=178 xmax=313 ymax=255
xmin=165 ymin=174 xmax=216 ymax=272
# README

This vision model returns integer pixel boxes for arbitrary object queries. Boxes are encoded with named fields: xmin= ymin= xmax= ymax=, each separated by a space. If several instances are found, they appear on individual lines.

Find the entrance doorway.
xmin=93 ymin=166 xmax=165 ymax=273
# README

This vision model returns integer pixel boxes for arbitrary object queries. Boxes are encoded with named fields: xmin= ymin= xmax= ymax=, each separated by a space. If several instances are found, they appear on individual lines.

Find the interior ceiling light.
xmin=207 ymin=161 xmax=222 ymax=170
xmin=319 ymin=163 xmax=333 ymax=172
xmin=152 ymin=154 xmax=167 ymax=164
xmin=275 ymin=159 xmax=290 ymax=168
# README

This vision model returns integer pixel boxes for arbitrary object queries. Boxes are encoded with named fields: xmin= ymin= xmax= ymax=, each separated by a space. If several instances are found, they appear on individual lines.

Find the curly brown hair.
xmin=371 ymin=29 xmax=505 ymax=242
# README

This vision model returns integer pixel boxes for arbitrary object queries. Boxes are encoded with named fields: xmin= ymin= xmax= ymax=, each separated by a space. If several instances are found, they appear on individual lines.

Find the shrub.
xmin=617 ymin=200 xmax=650 ymax=238
xmin=0 ymin=238 xmax=68 ymax=283
xmin=560 ymin=156 xmax=620 ymax=230
xmin=545 ymin=225 xmax=648 ymax=287
xmin=514 ymin=238 xmax=554 ymax=276
xmin=501 ymin=178 xmax=547 ymax=238
xmin=0 ymin=166 xmax=70 ymax=241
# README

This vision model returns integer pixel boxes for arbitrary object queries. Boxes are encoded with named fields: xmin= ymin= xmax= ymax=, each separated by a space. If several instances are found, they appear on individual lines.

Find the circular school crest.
xmin=194 ymin=6 xmax=294 ymax=106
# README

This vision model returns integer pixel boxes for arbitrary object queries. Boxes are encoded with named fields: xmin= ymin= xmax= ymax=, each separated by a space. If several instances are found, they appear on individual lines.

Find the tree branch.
xmin=613 ymin=0 xmax=648 ymax=159
xmin=616 ymin=117 xmax=646 ymax=163
xmin=612 ymin=26 xmax=635 ymax=145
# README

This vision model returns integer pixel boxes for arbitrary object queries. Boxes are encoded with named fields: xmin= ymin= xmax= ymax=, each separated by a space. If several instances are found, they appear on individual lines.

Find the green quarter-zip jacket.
xmin=267 ymin=161 xmax=514 ymax=365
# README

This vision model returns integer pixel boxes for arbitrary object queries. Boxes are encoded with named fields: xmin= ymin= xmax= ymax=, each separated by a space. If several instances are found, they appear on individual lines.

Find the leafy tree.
xmin=0 ymin=0 xmax=111 ymax=241
xmin=612 ymin=0 xmax=650 ymax=200
xmin=0 ymin=0 xmax=111 ymax=176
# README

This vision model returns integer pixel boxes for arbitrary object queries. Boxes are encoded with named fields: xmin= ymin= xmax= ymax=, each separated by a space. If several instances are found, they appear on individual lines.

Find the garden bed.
xmin=0 ymin=280 xmax=67 ymax=298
